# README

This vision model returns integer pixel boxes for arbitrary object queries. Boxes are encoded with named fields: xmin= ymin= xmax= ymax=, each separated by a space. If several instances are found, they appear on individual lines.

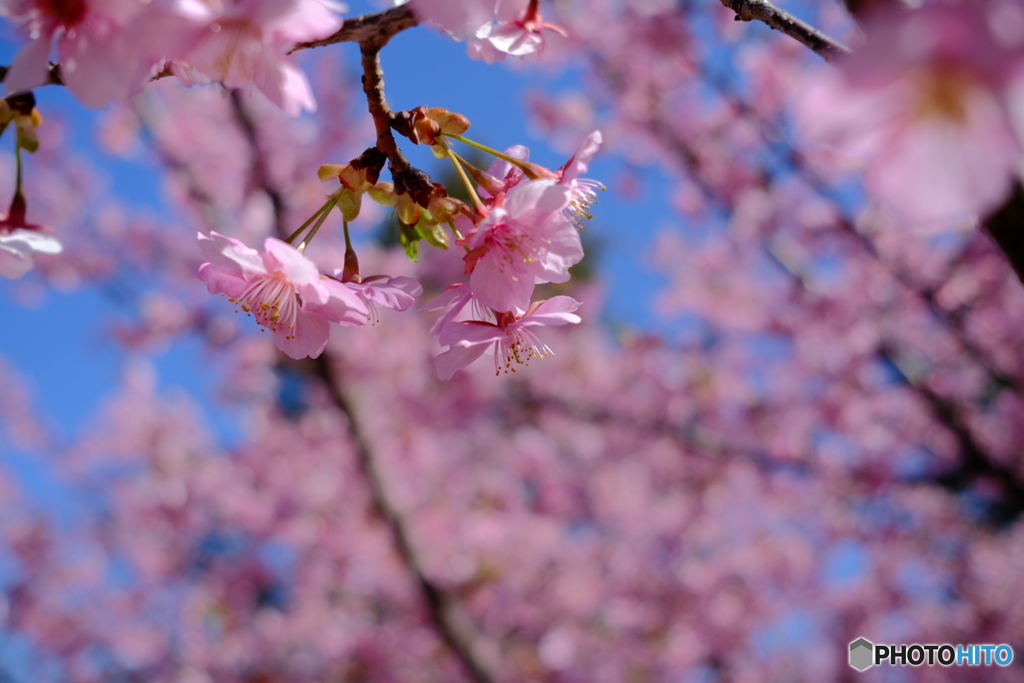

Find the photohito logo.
xmin=849 ymin=637 xmax=1014 ymax=671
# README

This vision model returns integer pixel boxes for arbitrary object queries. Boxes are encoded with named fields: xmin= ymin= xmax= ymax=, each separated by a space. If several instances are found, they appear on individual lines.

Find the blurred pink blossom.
xmin=798 ymin=1 xmax=1024 ymax=225
xmin=2 ymin=0 xmax=153 ymax=107
xmin=148 ymin=0 xmax=345 ymax=115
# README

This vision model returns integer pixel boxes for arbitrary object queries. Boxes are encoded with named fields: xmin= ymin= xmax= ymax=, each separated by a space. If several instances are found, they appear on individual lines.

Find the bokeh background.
xmin=2 ymin=0 xmax=1023 ymax=681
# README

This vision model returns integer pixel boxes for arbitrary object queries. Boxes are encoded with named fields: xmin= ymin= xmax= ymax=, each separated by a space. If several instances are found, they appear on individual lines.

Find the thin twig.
xmin=718 ymin=0 xmax=851 ymax=63
xmin=229 ymin=90 xmax=288 ymax=238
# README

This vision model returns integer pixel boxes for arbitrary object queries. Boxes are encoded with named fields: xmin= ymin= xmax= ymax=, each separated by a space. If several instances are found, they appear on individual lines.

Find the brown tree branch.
xmin=718 ymin=0 xmax=851 ymax=63
xmin=310 ymin=354 xmax=499 ymax=683
xmin=290 ymin=5 xmax=419 ymax=53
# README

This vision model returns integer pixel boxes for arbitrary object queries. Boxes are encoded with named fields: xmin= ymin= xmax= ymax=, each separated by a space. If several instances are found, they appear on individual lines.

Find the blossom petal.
xmin=316 ymin=279 xmax=371 ymax=326
xmin=438 ymin=320 xmax=505 ymax=348
xmin=198 ymin=232 xmax=266 ymax=281
xmin=561 ymin=130 xmax=602 ymax=184
xmin=261 ymin=238 xmax=327 ymax=306
xmin=470 ymin=255 xmax=535 ymax=313
xmin=274 ymin=307 xmax=330 ymax=359
xmin=506 ymin=179 xmax=571 ymax=217
xmin=518 ymin=296 xmax=582 ymax=327
xmin=1 ymin=229 xmax=63 ymax=255
xmin=535 ymin=224 xmax=584 ymax=284
xmin=0 ymin=242 xmax=34 ymax=279
xmin=434 ymin=343 xmax=490 ymax=380
xmin=360 ymin=276 xmax=423 ymax=312
xmin=3 ymin=36 xmax=54 ymax=95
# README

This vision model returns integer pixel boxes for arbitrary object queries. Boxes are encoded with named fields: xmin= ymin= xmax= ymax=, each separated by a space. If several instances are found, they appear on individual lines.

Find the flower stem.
xmin=445 ymin=134 xmax=541 ymax=180
xmin=297 ymin=198 xmax=337 ymax=253
xmin=342 ymin=219 xmax=360 ymax=281
xmin=438 ymin=139 xmax=486 ymax=214
xmin=285 ymin=200 xmax=333 ymax=245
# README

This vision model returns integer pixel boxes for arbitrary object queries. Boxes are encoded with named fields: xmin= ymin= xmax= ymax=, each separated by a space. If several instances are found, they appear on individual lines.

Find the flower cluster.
xmin=423 ymin=130 xmax=602 ymax=378
xmin=2 ymin=0 xmax=344 ymax=113
xmin=198 ymin=232 xmax=420 ymax=359
xmin=195 ymin=125 xmax=600 ymax=377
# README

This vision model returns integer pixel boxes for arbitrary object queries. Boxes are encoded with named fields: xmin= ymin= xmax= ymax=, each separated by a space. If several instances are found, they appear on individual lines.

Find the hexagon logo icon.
xmin=849 ymin=637 xmax=874 ymax=671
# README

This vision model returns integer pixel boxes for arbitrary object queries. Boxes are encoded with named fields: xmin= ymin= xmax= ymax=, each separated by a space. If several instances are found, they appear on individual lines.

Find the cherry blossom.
xmin=326 ymin=273 xmax=422 ymax=323
xmin=462 ymin=178 xmax=583 ymax=313
xmin=556 ymin=129 xmax=603 ymax=222
xmin=467 ymin=0 xmax=567 ymax=64
xmin=434 ymin=295 xmax=582 ymax=378
xmin=197 ymin=232 xmax=367 ymax=359
xmin=148 ymin=0 xmax=346 ymax=115
xmin=797 ymin=1 xmax=1024 ymax=224
xmin=2 ymin=0 xmax=153 ymax=107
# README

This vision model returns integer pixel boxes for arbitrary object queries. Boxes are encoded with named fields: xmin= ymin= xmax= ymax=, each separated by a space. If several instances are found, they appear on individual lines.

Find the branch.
xmin=290 ymin=5 xmax=418 ymax=53
xmin=718 ymin=0 xmax=851 ymax=63
xmin=359 ymin=42 xmax=435 ymax=204
xmin=229 ymin=90 xmax=287 ymax=238
xmin=310 ymin=354 xmax=499 ymax=683
xmin=982 ymin=183 xmax=1024 ymax=287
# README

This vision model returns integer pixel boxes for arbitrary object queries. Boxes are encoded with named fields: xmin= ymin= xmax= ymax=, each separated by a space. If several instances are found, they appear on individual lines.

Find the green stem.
xmin=285 ymin=200 xmax=332 ymax=245
xmin=438 ymin=139 xmax=486 ymax=213
xmin=447 ymin=219 xmax=471 ymax=253
xmin=445 ymin=134 xmax=541 ymax=180
xmin=297 ymin=198 xmax=337 ymax=253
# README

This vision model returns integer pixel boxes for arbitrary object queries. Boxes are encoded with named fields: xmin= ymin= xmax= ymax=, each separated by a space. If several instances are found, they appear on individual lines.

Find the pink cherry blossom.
xmin=462 ymin=179 xmax=583 ymax=313
xmin=467 ymin=0 xmax=566 ymax=64
xmin=197 ymin=232 xmax=367 ymax=359
xmin=797 ymin=1 xmax=1024 ymax=224
xmin=152 ymin=0 xmax=345 ymax=115
xmin=326 ymin=273 xmax=422 ymax=323
xmin=556 ymin=129 xmax=603 ymax=222
xmin=2 ymin=0 xmax=153 ymax=107
xmin=408 ymin=0 xmax=493 ymax=41
xmin=434 ymin=295 xmax=582 ymax=379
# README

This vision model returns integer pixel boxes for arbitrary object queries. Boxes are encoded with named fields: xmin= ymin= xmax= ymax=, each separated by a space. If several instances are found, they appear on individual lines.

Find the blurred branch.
xmin=882 ymin=345 xmax=1024 ymax=525
xmin=310 ymin=354 xmax=499 ymax=683
xmin=718 ymin=0 xmax=851 ymax=63
xmin=132 ymin=92 xmax=226 ymax=231
xmin=982 ymin=183 xmax=1024 ymax=287
xmin=229 ymin=90 xmax=288 ymax=238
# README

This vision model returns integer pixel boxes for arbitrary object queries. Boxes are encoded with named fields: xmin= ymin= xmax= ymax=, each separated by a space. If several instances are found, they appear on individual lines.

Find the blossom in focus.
xmin=198 ymin=232 xmax=368 ymax=359
xmin=462 ymin=178 xmax=583 ymax=313
xmin=2 ymin=0 xmax=152 ymax=107
xmin=434 ymin=295 xmax=582 ymax=379
xmin=150 ymin=0 xmax=345 ymax=115
xmin=556 ymin=129 xmax=603 ymax=223
xmin=797 ymin=1 xmax=1024 ymax=225
xmin=326 ymin=273 xmax=423 ymax=323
